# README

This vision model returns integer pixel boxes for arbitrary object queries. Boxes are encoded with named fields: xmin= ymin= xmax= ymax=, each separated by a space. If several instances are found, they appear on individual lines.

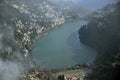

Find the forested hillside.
xmin=79 ymin=2 xmax=120 ymax=80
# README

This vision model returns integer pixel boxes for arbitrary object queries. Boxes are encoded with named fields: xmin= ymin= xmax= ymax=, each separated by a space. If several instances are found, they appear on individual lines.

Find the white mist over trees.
xmin=0 ymin=60 xmax=24 ymax=80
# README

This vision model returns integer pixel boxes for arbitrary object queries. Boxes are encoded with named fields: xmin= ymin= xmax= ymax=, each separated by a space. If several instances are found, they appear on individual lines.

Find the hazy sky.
xmin=77 ymin=0 xmax=118 ymax=10
xmin=49 ymin=0 xmax=118 ymax=10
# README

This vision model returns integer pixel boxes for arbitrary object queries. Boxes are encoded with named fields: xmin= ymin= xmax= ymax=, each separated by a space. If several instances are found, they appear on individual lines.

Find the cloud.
xmin=0 ymin=34 xmax=3 ymax=49
xmin=0 ymin=60 xmax=24 ymax=80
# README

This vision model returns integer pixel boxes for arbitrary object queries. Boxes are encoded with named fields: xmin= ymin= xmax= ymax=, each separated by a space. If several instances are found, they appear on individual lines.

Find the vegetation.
xmin=79 ymin=2 xmax=120 ymax=80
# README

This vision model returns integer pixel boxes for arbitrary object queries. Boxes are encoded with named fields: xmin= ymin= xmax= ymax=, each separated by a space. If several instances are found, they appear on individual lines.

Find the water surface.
xmin=32 ymin=21 xmax=97 ymax=69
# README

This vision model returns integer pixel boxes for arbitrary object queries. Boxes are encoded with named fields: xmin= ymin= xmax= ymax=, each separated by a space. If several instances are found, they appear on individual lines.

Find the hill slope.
xmin=78 ymin=2 xmax=120 ymax=80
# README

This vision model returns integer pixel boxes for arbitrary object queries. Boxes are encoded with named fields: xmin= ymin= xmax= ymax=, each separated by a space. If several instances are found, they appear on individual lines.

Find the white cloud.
xmin=0 ymin=60 xmax=24 ymax=80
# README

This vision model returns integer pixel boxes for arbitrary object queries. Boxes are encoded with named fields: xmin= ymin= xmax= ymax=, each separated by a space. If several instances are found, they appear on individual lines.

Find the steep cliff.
xmin=78 ymin=2 xmax=120 ymax=80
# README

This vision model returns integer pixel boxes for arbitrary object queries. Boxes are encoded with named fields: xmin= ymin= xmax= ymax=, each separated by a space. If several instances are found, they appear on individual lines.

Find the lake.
xmin=32 ymin=20 xmax=97 ymax=69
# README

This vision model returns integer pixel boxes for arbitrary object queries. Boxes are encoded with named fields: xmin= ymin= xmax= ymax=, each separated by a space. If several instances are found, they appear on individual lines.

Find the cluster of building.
xmin=22 ymin=67 xmax=47 ymax=80
xmin=15 ymin=20 xmax=47 ymax=58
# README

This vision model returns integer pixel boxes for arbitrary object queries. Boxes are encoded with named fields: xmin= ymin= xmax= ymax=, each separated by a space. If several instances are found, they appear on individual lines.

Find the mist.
xmin=48 ymin=0 xmax=118 ymax=10
xmin=0 ymin=60 xmax=24 ymax=80
xmin=0 ymin=33 xmax=25 ymax=80
xmin=0 ymin=0 xmax=119 ymax=80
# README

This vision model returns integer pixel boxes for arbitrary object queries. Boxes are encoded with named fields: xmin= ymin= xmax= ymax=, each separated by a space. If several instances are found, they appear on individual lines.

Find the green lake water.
xmin=32 ymin=21 xmax=97 ymax=69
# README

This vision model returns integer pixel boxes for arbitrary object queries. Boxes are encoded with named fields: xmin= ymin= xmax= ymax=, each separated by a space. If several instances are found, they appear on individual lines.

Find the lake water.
xmin=32 ymin=21 xmax=97 ymax=69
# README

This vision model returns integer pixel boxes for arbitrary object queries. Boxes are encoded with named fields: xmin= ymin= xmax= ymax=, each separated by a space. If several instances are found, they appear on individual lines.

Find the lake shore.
xmin=31 ymin=19 xmax=85 ymax=50
xmin=31 ymin=20 xmax=97 ymax=69
xmin=22 ymin=63 xmax=92 ymax=80
xmin=21 ymin=20 xmax=95 ymax=80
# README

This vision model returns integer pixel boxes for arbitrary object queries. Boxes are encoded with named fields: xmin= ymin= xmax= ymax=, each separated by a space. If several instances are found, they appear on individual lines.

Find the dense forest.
xmin=79 ymin=2 xmax=120 ymax=80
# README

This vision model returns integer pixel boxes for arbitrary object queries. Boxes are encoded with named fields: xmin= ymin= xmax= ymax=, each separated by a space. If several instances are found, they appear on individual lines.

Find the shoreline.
xmin=29 ymin=19 xmax=90 ymax=70
xmin=21 ymin=19 xmax=92 ymax=80
xmin=21 ymin=19 xmax=88 ymax=66
xmin=31 ymin=19 xmax=87 ymax=52
xmin=22 ymin=63 xmax=92 ymax=80
xmin=29 ymin=19 xmax=89 ymax=69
